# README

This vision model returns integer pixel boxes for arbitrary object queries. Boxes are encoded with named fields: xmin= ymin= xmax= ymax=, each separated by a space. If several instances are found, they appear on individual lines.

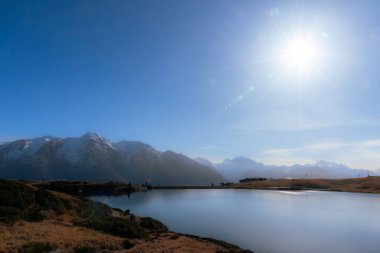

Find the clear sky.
xmin=1 ymin=0 xmax=380 ymax=170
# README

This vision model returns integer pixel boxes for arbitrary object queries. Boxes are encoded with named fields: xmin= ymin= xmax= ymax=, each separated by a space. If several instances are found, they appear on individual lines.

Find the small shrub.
xmin=62 ymin=198 xmax=74 ymax=210
xmin=25 ymin=209 xmax=47 ymax=222
xmin=122 ymin=239 xmax=134 ymax=249
xmin=112 ymin=207 xmax=123 ymax=213
xmin=0 ymin=205 xmax=21 ymax=223
xmin=0 ymin=180 xmax=35 ymax=208
xmin=73 ymin=246 xmax=96 ymax=253
xmin=77 ymin=201 xmax=111 ymax=220
xmin=140 ymin=217 xmax=168 ymax=233
xmin=214 ymin=250 xmax=229 ymax=253
xmin=77 ymin=217 xmax=147 ymax=238
xmin=19 ymin=242 xmax=53 ymax=253
xmin=35 ymin=189 xmax=65 ymax=214
xmin=170 ymin=234 xmax=180 ymax=240
xmin=0 ymin=180 xmax=70 ymax=223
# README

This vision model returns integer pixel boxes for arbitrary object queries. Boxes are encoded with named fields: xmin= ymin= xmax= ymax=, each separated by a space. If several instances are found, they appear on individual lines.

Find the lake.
xmin=91 ymin=189 xmax=380 ymax=253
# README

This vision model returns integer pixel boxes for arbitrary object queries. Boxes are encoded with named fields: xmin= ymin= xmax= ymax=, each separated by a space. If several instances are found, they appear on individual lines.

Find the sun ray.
xmin=311 ymin=65 xmax=350 ymax=105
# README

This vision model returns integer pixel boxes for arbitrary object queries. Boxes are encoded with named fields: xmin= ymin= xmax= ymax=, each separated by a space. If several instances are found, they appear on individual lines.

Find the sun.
xmin=283 ymin=36 xmax=320 ymax=72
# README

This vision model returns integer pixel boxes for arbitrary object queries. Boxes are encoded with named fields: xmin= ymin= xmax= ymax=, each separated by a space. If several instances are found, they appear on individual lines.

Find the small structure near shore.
xmin=239 ymin=177 xmax=267 ymax=183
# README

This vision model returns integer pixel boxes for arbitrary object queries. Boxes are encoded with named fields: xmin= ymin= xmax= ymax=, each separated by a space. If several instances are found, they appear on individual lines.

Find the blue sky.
xmin=1 ymin=0 xmax=380 ymax=170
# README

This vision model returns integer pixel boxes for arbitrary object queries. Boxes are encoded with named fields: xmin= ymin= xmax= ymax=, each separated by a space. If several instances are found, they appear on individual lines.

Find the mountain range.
xmin=0 ymin=133 xmax=376 ymax=185
xmin=196 ymin=156 xmax=378 ymax=182
xmin=0 ymin=133 xmax=225 ymax=185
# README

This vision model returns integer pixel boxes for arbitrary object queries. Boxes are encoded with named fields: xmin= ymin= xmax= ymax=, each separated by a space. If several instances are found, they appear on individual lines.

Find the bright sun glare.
xmin=283 ymin=36 xmax=320 ymax=72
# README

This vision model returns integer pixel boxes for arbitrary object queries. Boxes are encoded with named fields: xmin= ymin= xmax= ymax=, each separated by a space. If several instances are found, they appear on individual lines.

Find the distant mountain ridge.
xmin=195 ymin=156 xmax=377 ymax=182
xmin=0 ymin=133 xmax=225 ymax=186
xmin=1 ymin=133 xmax=375 ymax=185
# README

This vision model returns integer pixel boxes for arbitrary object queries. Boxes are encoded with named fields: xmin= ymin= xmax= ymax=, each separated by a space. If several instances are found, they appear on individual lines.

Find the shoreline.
xmin=3 ymin=177 xmax=378 ymax=252
xmin=0 ymin=179 xmax=253 ymax=253
xmin=152 ymin=176 xmax=380 ymax=195
xmin=31 ymin=176 xmax=380 ymax=196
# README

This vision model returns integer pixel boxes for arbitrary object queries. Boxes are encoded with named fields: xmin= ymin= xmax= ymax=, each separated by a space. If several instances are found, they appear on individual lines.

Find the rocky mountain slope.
xmin=0 ymin=133 xmax=225 ymax=186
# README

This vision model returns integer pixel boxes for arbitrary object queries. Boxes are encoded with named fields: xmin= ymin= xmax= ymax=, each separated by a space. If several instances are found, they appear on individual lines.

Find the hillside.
xmin=0 ymin=180 xmax=252 ymax=253
xmin=0 ymin=133 xmax=225 ymax=186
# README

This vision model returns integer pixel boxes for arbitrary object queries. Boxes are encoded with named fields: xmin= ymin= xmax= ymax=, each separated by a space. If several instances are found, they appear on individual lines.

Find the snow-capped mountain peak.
xmin=0 ymin=133 xmax=225 ymax=185
xmin=80 ymin=132 xmax=114 ymax=148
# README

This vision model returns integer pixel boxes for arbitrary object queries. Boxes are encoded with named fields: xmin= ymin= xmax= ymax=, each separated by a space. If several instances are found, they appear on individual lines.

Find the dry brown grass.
xmin=232 ymin=176 xmax=380 ymax=194
xmin=0 ymin=218 xmax=231 ymax=253
xmin=0 ymin=180 xmax=251 ymax=253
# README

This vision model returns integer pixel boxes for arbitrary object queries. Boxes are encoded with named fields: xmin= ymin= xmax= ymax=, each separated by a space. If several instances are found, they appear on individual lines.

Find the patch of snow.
xmin=23 ymin=141 xmax=32 ymax=149
xmin=56 ymin=133 xmax=116 ymax=165
xmin=2 ymin=137 xmax=57 ymax=161
xmin=26 ymin=136 xmax=56 ymax=154
xmin=81 ymin=132 xmax=116 ymax=151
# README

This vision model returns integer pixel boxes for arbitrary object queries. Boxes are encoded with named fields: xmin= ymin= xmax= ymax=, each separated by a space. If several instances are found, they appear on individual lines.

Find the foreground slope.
xmin=0 ymin=180 xmax=252 ymax=253
xmin=0 ymin=133 xmax=225 ymax=186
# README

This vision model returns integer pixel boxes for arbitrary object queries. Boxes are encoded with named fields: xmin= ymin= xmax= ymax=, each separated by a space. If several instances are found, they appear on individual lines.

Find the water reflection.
xmin=92 ymin=189 xmax=380 ymax=253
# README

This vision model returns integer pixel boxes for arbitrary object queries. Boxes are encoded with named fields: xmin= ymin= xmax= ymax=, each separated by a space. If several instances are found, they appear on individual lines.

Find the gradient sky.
xmin=1 ymin=0 xmax=380 ymax=170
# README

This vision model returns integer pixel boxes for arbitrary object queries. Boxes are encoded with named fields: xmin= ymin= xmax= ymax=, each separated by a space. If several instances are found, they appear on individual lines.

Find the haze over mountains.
xmin=196 ymin=156 xmax=378 ymax=182
xmin=0 ymin=133 xmax=224 ymax=185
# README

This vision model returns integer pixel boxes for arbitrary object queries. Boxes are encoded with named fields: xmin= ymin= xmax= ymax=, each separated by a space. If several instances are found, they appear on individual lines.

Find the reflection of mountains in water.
xmin=92 ymin=189 xmax=198 ymax=211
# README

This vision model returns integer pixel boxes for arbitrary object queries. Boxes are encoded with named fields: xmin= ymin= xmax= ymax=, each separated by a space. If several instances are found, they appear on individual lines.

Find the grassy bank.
xmin=0 ymin=179 xmax=253 ymax=253
xmin=35 ymin=181 xmax=142 ymax=196
xmin=153 ymin=176 xmax=380 ymax=194
xmin=231 ymin=176 xmax=380 ymax=194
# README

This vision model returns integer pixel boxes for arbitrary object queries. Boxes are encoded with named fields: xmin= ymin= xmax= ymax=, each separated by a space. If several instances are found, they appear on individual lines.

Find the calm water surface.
xmin=91 ymin=189 xmax=380 ymax=253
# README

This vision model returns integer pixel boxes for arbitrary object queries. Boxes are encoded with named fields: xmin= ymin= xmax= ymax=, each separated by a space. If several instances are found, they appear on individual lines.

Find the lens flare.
xmin=283 ymin=36 xmax=320 ymax=72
